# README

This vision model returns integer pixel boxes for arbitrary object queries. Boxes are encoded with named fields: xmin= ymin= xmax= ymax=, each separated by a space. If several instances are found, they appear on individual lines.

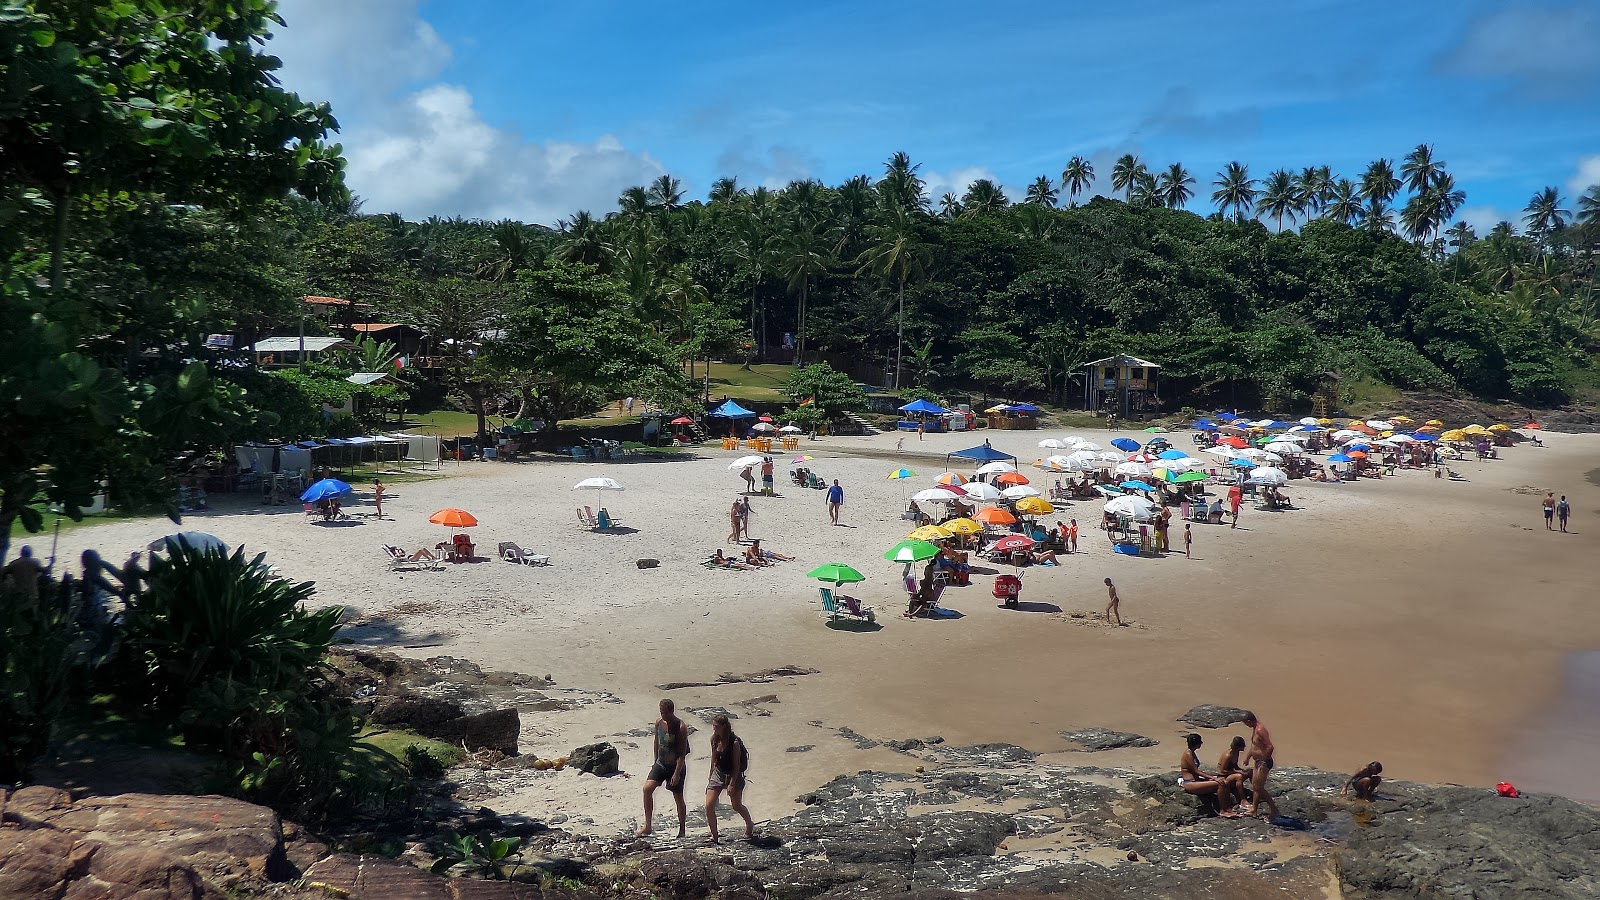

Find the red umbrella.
xmin=758 ymin=415 xmax=774 ymax=422
xmin=670 ymin=416 xmax=693 ymax=425
xmin=1523 ymin=422 xmax=1541 ymax=430
xmin=1218 ymin=436 xmax=1248 ymax=449
xmin=985 ymin=534 xmax=1035 ymax=554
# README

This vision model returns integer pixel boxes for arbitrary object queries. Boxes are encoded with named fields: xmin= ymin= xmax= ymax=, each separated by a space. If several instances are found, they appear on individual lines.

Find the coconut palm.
xmin=1578 ymin=184 xmax=1600 ymax=226
xmin=774 ymin=215 xmax=834 ymax=362
xmin=961 ymin=179 xmax=1010 ymax=216
xmin=1060 ymin=156 xmax=1095 ymax=207
xmin=1025 ymin=176 xmax=1059 ymax=207
xmin=476 ymin=220 xmax=542 ymax=282
xmin=855 ymin=205 xmax=931 ymax=388
xmin=1444 ymin=220 xmax=1476 ymax=252
xmin=1523 ymin=187 xmax=1569 ymax=240
xmin=1359 ymin=159 xmax=1401 ymax=205
xmin=938 ymin=192 xmax=962 ymax=219
xmin=1325 ymin=179 xmax=1363 ymax=224
xmin=727 ymin=212 xmax=771 ymax=362
xmin=1360 ymin=198 xmax=1394 ymax=234
xmin=617 ymin=185 xmax=654 ymax=217
xmin=1295 ymin=166 xmax=1331 ymax=215
xmin=1129 ymin=172 xmax=1162 ymax=208
xmin=1014 ymin=203 xmax=1057 ymax=242
xmin=834 ymin=175 xmax=877 ymax=256
xmin=554 ymin=211 xmax=613 ymax=267
xmin=1157 ymin=163 xmax=1195 ymax=209
xmin=708 ymin=177 xmax=745 ymax=204
xmin=648 ymin=175 xmax=685 ymax=211
xmin=1110 ymin=154 xmax=1147 ymax=201
xmin=1255 ymin=169 xmax=1299 ymax=231
xmin=1211 ymin=162 xmax=1256 ymax=221
xmin=878 ymin=151 xmax=929 ymax=212
xmin=1400 ymin=144 xmax=1444 ymax=195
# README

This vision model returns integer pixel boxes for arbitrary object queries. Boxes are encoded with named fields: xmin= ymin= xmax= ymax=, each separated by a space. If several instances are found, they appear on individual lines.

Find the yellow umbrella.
xmin=1316 ymin=418 xmax=1335 ymax=425
xmin=1488 ymin=423 xmax=1511 ymax=433
xmin=1440 ymin=429 xmax=1467 ymax=441
xmin=1014 ymin=496 xmax=1055 ymax=516
xmin=1391 ymin=415 xmax=1414 ymax=424
xmin=1425 ymin=419 xmax=1445 ymax=427
xmin=908 ymin=524 xmax=954 ymax=541
xmin=1380 ymin=430 xmax=1394 ymax=437
xmin=1347 ymin=419 xmax=1365 ymax=427
xmin=1463 ymin=424 xmax=1491 ymax=435
xmin=1415 ymin=424 xmax=1437 ymax=432
xmin=943 ymin=517 xmax=983 ymax=535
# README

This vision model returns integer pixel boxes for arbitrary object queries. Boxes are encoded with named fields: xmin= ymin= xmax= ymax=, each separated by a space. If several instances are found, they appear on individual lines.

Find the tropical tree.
xmin=1523 ymin=187 xmax=1569 ymax=243
xmin=1360 ymin=198 xmax=1394 ymax=234
xmin=476 ymin=220 xmax=543 ymax=282
xmin=1024 ymin=176 xmax=1059 ymax=208
xmin=1578 ymin=184 xmax=1600 ymax=226
xmin=647 ymin=175 xmax=685 ymax=211
xmin=727 ymin=212 xmax=771 ymax=364
xmin=960 ymin=179 xmax=1010 ymax=216
xmin=1256 ymin=169 xmax=1299 ymax=231
xmin=1157 ymin=163 xmax=1195 ymax=209
xmin=878 ymin=151 xmax=929 ymax=212
xmin=617 ymin=185 xmax=654 ymax=217
xmin=938 ymin=193 xmax=962 ymax=219
xmin=1211 ymin=162 xmax=1256 ymax=221
xmin=1129 ymin=172 xmax=1162 ymax=208
xmin=1110 ymin=154 xmax=1146 ymax=201
xmin=708 ymin=177 xmax=744 ymax=204
xmin=1444 ymin=221 xmax=1477 ymax=252
xmin=1296 ymin=166 xmax=1331 ymax=215
xmin=1400 ymin=144 xmax=1444 ymax=195
xmin=1325 ymin=179 xmax=1363 ymax=224
xmin=1401 ymin=173 xmax=1465 ymax=245
xmin=774 ymin=215 xmax=833 ymax=360
xmin=1359 ymin=159 xmax=1401 ymax=205
xmin=1060 ymin=156 xmax=1095 ymax=207
xmin=856 ymin=207 xmax=931 ymax=388
xmin=554 ymin=211 xmax=612 ymax=267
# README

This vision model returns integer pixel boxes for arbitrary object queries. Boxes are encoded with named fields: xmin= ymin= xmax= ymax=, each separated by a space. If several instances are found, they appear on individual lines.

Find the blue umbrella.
xmin=1410 ymin=432 xmax=1438 ymax=442
xmin=1327 ymin=453 xmax=1353 ymax=463
xmin=1346 ymin=443 xmax=1371 ymax=452
xmin=1193 ymin=423 xmax=1218 ymax=431
xmin=1227 ymin=458 xmax=1254 ymax=468
xmin=1157 ymin=449 xmax=1188 ymax=460
xmin=1215 ymin=412 xmax=1239 ymax=421
xmin=1110 ymin=437 xmax=1140 ymax=451
xmin=1119 ymin=481 xmax=1153 ymax=491
xmin=300 ymin=478 xmax=353 ymax=503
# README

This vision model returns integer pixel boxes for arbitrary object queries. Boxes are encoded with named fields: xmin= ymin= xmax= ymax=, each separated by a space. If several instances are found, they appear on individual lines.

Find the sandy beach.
xmin=44 ymin=425 xmax=1600 ymax=832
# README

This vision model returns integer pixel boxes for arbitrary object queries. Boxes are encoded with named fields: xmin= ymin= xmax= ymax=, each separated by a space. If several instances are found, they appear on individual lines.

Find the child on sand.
xmin=1342 ymin=761 xmax=1384 ymax=800
xmin=1104 ymin=578 xmax=1124 ymax=626
xmin=1184 ymin=523 xmax=1192 ymax=558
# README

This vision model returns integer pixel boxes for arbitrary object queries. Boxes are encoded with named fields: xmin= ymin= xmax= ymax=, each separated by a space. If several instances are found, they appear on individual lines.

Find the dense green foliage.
xmin=0 ymin=577 xmax=95 ymax=781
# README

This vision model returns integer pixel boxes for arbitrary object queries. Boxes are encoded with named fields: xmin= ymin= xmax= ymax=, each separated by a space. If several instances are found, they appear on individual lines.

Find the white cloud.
xmin=1457 ymin=205 xmax=1514 ymax=235
xmin=715 ymin=142 xmax=817 ymax=190
xmin=922 ymin=166 xmax=1005 ymax=203
xmin=267 ymin=0 xmax=664 ymax=224
xmin=1567 ymin=155 xmax=1600 ymax=195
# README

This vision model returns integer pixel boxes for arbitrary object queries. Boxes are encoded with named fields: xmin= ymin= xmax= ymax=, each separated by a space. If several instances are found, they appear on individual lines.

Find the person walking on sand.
xmin=372 ymin=478 xmax=386 ymax=519
xmin=638 ymin=699 xmax=691 ymax=838
xmin=1184 ymin=523 xmax=1192 ymax=558
xmin=1104 ymin=578 xmax=1124 ymax=626
xmin=1543 ymin=492 xmax=1556 ymax=530
xmin=760 ymin=456 xmax=774 ymax=494
xmin=740 ymin=465 xmax=756 ymax=495
xmin=917 ymin=420 xmax=925 ymax=440
xmin=1240 ymin=711 xmax=1279 ymax=820
xmin=704 ymin=714 xmax=755 ymax=843
xmin=1068 ymin=519 xmax=1079 ymax=553
xmin=826 ymin=479 xmax=844 ymax=525
xmin=728 ymin=498 xmax=744 ymax=544
xmin=1557 ymin=495 xmax=1570 ymax=532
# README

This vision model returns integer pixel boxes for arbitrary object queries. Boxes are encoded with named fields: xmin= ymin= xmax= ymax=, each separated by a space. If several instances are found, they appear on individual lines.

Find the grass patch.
xmin=703 ymin=361 xmax=793 ymax=402
xmin=1341 ymin=376 xmax=1403 ymax=415
xmin=359 ymin=728 xmax=467 ymax=769
xmin=403 ymin=409 xmax=481 ymax=437
xmin=8 ymin=506 xmax=156 ymax=542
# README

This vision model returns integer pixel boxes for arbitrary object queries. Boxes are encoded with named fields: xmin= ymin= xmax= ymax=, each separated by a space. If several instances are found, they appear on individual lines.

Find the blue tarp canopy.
xmin=1010 ymin=403 xmax=1041 ymax=413
xmin=899 ymin=399 xmax=948 ymax=415
xmin=708 ymin=399 xmax=756 ymax=419
xmin=946 ymin=444 xmax=1017 ymax=465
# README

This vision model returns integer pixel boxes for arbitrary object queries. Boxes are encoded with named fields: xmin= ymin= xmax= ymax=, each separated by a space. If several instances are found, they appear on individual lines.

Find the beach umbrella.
xmin=1118 ymin=480 xmax=1153 ymax=492
xmin=1216 ymin=412 xmax=1239 ymax=421
xmin=669 ymin=416 xmax=694 ymax=425
xmin=1110 ymin=437 xmax=1141 ymax=451
xmin=935 ymin=472 xmax=969 ymax=486
xmin=1366 ymin=420 xmax=1394 ymax=430
xmin=729 ymin=455 xmax=764 ymax=469
xmin=884 ymin=539 xmax=940 ymax=564
xmin=1327 ymin=453 xmax=1353 ymax=463
xmin=1227 ymin=458 xmax=1255 ymax=468
xmin=912 ymin=487 xmax=964 ymax=504
xmin=1298 ymin=417 xmax=1319 ymax=425
xmin=1264 ymin=442 xmax=1304 ymax=455
xmin=1347 ymin=450 xmax=1368 ymax=459
xmin=807 ymin=563 xmax=866 ymax=585
xmin=908 ymin=524 xmax=955 ymax=541
xmin=299 ymin=478 xmax=353 ymax=503
xmin=1316 ymin=418 xmax=1335 ymax=425
xmin=1013 ymin=496 xmax=1053 ymax=515
xmin=1387 ymin=434 xmax=1417 ymax=443
xmin=1002 ymin=484 xmax=1042 ymax=500
xmin=1072 ymin=440 xmax=1103 ymax=452
xmin=1114 ymin=461 xmax=1153 ymax=478
xmin=1103 ymin=495 xmax=1157 ymax=520
xmin=1523 ymin=422 xmax=1541 ymax=430
xmin=1249 ymin=466 xmax=1289 ymax=485
xmin=791 ymin=455 xmax=814 ymax=463
xmin=1488 ymin=423 xmax=1511 ymax=433
xmin=943 ymin=517 xmax=983 ymax=535
xmin=1038 ymin=438 xmax=1070 ymax=450
xmin=960 ymin=482 xmax=1003 ymax=502
xmin=780 ymin=425 xmax=803 ymax=434
xmin=1425 ymin=419 xmax=1445 ymax=427
xmin=1331 ymin=429 xmax=1361 ymax=440
xmin=429 ymin=508 xmax=479 ymax=528
xmin=1173 ymin=471 xmax=1207 ymax=484
xmin=1439 ymin=429 xmax=1467 ymax=442
xmin=887 ymin=468 xmax=917 ymax=480
xmin=1217 ymin=436 xmax=1248 ymax=449
xmin=1143 ymin=426 xmax=1164 ymax=433
xmin=1125 ymin=451 xmax=1158 ymax=462
xmin=975 ymin=461 xmax=1018 ymax=476
xmin=1203 ymin=446 xmax=1238 ymax=459
xmin=1411 ymin=432 xmax=1438 ymax=442
xmin=149 ymin=532 xmax=226 ymax=553
xmin=751 ymin=422 xmax=777 ymax=433
xmin=973 ymin=507 xmax=1016 ymax=526
xmin=1345 ymin=443 xmax=1371 ymax=452
xmin=571 ymin=478 xmax=624 ymax=512
xmin=1157 ymin=449 xmax=1189 ymax=460
xmin=993 ymin=471 xmax=1029 ymax=487
xmin=985 ymin=534 xmax=1035 ymax=554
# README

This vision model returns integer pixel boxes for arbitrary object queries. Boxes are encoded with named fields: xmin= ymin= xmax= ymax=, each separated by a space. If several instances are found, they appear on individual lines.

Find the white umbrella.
xmin=1237 ymin=448 xmax=1269 ymax=460
xmin=975 ymin=461 xmax=1017 ymax=475
xmin=1299 ymin=417 xmax=1319 ymax=425
xmin=573 ymin=476 xmax=625 ymax=512
xmin=1203 ymin=446 xmax=1240 ymax=458
xmin=1264 ymin=441 xmax=1304 ymax=455
xmin=751 ymin=422 xmax=777 ymax=433
xmin=1331 ymin=429 xmax=1362 ymax=440
xmin=912 ymin=487 xmax=963 ymax=504
xmin=729 ymin=455 xmax=764 ymax=469
xmin=1001 ymin=484 xmax=1041 ymax=500
xmin=1104 ymin=495 xmax=1157 ymax=520
xmin=1114 ymin=461 xmax=1153 ymax=478
xmin=1161 ymin=456 xmax=1203 ymax=472
xmin=961 ymin=482 xmax=1003 ymax=502
xmin=1260 ymin=451 xmax=1283 ymax=465
xmin=779 ymin=425 xmax=802 ymax=434
xmin=1044 ymin=454 xmax=1092 ymax=472
xmin=149 ymin=532 xmax=226 ymax=553
xmin=1366 ymin=420 xmax=1394 ymax=430
xmin=1072 ymin=440 xmax=1103 ymax=452
xmin=1341 ymin=434 xmax=1373 ymax=445
xmin=1217 ymin=424 xmax=1247 ymax=434
xmin=1249 ymin=467 xmax=1289 ymax=485
xmin=1387 ymin=433 xmax=1416 ymax=443
xmin=1092 ymin=451 xmax=1123 ymax=464
xmin=1249 ymin=419 xmax=1275 ymax=428
xmin=1038 ymin=438 xmax=1070 ymax=450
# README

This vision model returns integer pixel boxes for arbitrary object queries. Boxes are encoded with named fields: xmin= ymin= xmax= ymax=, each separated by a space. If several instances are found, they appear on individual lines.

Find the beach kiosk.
xmin=898 ymin=398 xmax=950 ymax=433
xmin=707 ymin=399 xmax=757 ymax=437
xmin=1082 ymin=354 xmax=1162 ymax=421
xmin=984 ymin=403 xmax=1041 ymax=430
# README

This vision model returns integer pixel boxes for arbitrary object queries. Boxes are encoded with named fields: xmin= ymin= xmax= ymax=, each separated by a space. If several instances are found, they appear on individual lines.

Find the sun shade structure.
xmin=708 ymin=399 xmax=756 ymax=419
xmin=299 ymin=478 xmax=352 ymax=503
xmin=149 ymin=532 xmax=226 ymax=553
xmin=946 ymin=444 xmax=1017 ymax=466
xmin=883 ymin=539 xmax=940 ymax=563
xmin=898 ymin=399 xmax=948 ymax=415
xmin=429 ymin=508 xmax=479 ymax=528
xmin=807 ymin=563 xmax=866 ymax=585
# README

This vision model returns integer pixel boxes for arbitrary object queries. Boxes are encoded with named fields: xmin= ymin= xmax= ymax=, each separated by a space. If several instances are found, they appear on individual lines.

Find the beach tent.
xmin=899 ymin=399 xmax=949 ymax=415
xmin=946 ymin=444 xmax=1017 ymax=466
xmin=708 ymin=399 xmax=757 ymax=419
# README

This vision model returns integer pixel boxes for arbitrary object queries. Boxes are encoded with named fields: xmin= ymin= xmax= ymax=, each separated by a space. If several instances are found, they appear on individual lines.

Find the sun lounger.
xmin=384 ymin=545 xmax=442 ymax=571
xmin=498 ymin=541 xmax=550 ymax=566
xmin=576 ymin=507 xmax=597 ymax=528
xmin=820 ymin=586 xmax=875 ymax=623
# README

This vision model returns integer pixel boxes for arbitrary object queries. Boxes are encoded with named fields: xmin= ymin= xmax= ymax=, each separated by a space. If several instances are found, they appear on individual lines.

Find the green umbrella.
xmin=1173 ymin=471 xmax=1207 ymax=483
xmin=883 ymin=539 xmax=940 ymax=564
xmin=807 ymin=563 xmax=866 ymax=585
xmin=1143 ymin=426 xmax=1164 ymax=433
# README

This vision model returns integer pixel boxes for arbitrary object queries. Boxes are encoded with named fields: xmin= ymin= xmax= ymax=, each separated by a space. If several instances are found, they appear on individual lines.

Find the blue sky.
xmin=270 ymin=0 xmax=1600 ymax=230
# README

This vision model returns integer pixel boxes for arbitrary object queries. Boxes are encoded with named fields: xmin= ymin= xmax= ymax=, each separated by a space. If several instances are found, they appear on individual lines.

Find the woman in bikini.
xmin=1178 ymin=733 xmax=1238 ymax=817
xmin=704 ymin=714 xmax=755 ymax=843
xmin=1342 ymin=761 xmax=1383 ymax=801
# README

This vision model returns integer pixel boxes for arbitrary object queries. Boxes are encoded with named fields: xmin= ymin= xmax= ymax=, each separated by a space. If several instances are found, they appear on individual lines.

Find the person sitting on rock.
xmin=1217 ymin=735 xmax=1251 ymax=814
xmin=1179 ymin=733 xmax=1238 ymax=817
xmin=1342 ymin=761 xmax=1383 ymax=801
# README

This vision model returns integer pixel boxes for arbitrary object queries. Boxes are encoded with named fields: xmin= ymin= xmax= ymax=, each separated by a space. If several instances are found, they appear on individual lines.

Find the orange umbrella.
xmin=429 ymin=508 xmax=479 ymax=528
xmin=1218 ymin=436 xmax=1248 ymax=449
xmin=993 ymin=472 xmax=1029 ymax=486
xmin=973 ymin=507 xmax=1016 ymax=525
xmin=1347 ymin=450 xmax=1368 ymax=459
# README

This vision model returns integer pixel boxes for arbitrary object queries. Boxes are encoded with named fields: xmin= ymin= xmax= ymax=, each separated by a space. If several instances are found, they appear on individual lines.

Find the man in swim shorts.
xmin=1240 ymin=711 xmax=1278 ymax=820
xmin=638 ymin=698 xmax=691 ymax=838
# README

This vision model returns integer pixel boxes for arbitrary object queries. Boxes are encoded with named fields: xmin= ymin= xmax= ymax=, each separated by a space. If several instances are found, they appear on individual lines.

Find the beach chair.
xmin=303 ymin=502 xmax=319 ymax=523
xmin=384 ymin=545 xmax=441 ymax=572
xmin=567 ymin=446 xmax=587 ymax=460
xmin=596 ymin=507 xmax=622 ymax=530
xmin=820 ymin=586 xmax=875 ymax=623
xmin=576 ymin=507 xmax=597 ymax=528
xmin=498 ymin=541 xmax=550 ymax=566
xmin=446 ymin=534 xmax=476 ymax=562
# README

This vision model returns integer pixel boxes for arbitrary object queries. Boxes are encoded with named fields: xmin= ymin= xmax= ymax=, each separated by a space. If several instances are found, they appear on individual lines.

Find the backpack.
xmin=734 ymin=736 xmax=750 ymax=774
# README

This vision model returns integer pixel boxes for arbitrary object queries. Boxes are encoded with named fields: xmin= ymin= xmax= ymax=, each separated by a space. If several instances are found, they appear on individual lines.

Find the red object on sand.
xmin=1523 ymin=422 xmax=1541 ymax=430
xmin=1495 ymin=782 xmax=1520 ymax=798
xmin=986 ymin=535 xmax=1035 ymax=554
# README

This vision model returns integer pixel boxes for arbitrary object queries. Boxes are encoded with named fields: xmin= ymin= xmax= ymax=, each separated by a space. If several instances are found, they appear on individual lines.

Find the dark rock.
xmin=634 ymin=850 xmax=765 ymax=899
xmin=636 ymin=558 xmax=660 ymax=568
xmin=422 ymin=707 xmax=520 ymax=755
xmin=1177 ymin=704 xmax=1250 ymax=728
xmin=1060 ymin=727 xmax=1159 ymax=751
xmin=836 ymin=727 xmax=879 ymax=749
xmin=785 ymin=745 xmax=814 ymax=753
xmin=885 ymin=738 xmax=926 ymax=752
xmin=932 ymin=743 xmax=1037 ymax=766
xmin=684 ymin=706 xmax=738 ymax=723
xmin=568 ymin=742 xmax=620 ymax=776
xmin=368 ymin=695 xmax=465 ymax=729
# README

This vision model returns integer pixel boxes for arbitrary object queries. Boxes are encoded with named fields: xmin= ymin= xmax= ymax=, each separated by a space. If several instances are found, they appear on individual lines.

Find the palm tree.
xmin=727 ymin=211 xmax=771 ymax=363
xmin=617 ymin=185 xmax=654 ymax=217
xmin=1110 ymin=154 xmax=1146 ymax=201
xmin=1578 ymin=184 xmax=1600 ymax=226
xmin=648 ymin=175 xmax=685 ymax=211
xmin=1325 ymin=179 xmax=1363 ymax=224
xmin=1359 ymin=159 xmax=1401 ymax=205
xmin=878 ymin=151 xmax=929 ymax=212
xmin=774 ymin=213 xmax=834 ymax=361
xmin=1014 ymin=203 xmax=1057 ymax=242
xmin=1129 ymin=172 xmax=1162 ymax=208
xmin=1255 ymin=169 xmax=1299 ymax=231
xmin=834 ymin=174 xmax=877 ymax=256
xmin=855 ymin=206 xmax=931 ymax=388
xmin=1359 ymin=198 xmax=1394 ymax=234
xmin=477 ymin=220 xmax=542 ymax=282
xmin=1060 ymin=156 xmax=1095 ymax=207
xmin=1157 ymin=163 xmax=1195 ymax=209
xmin=708 ymin=177 xmax=744 ymax=204
xmin=938 ymin=192 xmax=962 ymax=219
xmin=1444 ymin=220 xmax=1476 ymax=252
xmin=960 ymin=179 xmax=1010 ymax=216
xmin=1523 ymin=187 xmax=1569 ymax=242
xmin=1295 ymin=166 xmax=1331 ymax=215
xmin=554 ymin=211 xmax=613 ymax=267
xmin=1400 ymin=144 xmax=1444 ymax=195
xmin=1025 ymin=175 xmax=1059 ymax=207
xmin=1211 ymin=162 xmax=1256 ymax=221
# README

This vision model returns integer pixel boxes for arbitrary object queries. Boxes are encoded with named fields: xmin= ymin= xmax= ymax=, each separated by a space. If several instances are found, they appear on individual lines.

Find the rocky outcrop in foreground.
xmin=7 ymin=744 xmax=1598 ymax=899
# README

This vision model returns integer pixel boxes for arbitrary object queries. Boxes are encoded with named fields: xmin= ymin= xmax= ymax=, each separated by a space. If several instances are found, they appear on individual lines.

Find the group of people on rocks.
xmin=1176 ymin=710 xmax=1384 ymax=821
xmin=637 ymin=699 xmax=756 ymax=844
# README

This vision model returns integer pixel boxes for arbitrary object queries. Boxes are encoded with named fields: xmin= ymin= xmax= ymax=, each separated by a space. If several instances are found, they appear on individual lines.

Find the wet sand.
xmin=44 ymin=426 xmax=1600 ymax=829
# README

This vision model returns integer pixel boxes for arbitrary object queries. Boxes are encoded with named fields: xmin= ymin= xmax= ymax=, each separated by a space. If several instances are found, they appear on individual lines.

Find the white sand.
xmin=43 ymin=425 xmax=1600 ymax=831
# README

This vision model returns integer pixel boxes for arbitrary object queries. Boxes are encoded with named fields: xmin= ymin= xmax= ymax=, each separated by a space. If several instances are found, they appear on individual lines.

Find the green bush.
xmin=0 ymin=578 xmax=87 ymax=781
